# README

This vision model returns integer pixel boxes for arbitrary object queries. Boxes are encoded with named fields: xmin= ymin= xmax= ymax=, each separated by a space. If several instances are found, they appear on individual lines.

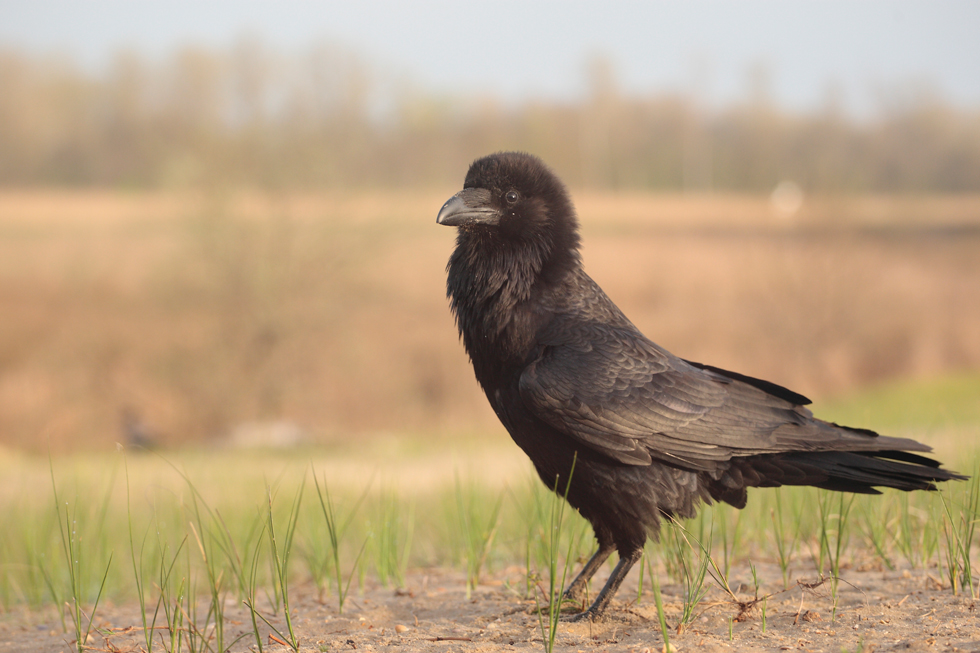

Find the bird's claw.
xmin=561 ymin=608 xmax=599 ymax=623
xmin=561 ymin=588 xmax=584 ymax=605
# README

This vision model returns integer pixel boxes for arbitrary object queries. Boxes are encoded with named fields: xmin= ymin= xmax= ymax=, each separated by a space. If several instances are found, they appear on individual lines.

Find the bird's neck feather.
xmin=448 ymin=229 xmax=578 ymax=376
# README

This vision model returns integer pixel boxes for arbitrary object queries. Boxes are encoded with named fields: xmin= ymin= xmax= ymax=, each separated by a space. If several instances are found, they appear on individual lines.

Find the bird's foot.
xmin=560 ymin=607 xmax=601 ymax=623
xmin=560 ymin=587 xmax=586 ymax=608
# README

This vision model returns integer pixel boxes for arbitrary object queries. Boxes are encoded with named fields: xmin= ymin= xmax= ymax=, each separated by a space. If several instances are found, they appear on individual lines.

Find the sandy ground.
xmin=2 ymin=563 xmax=977 ymax=653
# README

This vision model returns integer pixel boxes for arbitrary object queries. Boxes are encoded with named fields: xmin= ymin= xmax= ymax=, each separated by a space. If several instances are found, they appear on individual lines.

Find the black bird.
xmin=437 ymin=151 xmax=964 ymax=621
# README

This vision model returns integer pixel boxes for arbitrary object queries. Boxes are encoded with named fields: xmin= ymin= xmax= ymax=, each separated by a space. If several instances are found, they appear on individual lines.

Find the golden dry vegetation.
xmin=1 ymin=189 xmax=979 ymax=452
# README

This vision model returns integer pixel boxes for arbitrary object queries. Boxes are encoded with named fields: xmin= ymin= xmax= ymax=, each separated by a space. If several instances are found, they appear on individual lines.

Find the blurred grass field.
xmin=1 ymin=189 xmax=979 ymax=452
xmin=3 ymin=32 xmax=979 ymax=649
xmin=0 ymin=373 xmax=976 ymax=621
xmin=0 ymin=187 xmax=977 ymax=634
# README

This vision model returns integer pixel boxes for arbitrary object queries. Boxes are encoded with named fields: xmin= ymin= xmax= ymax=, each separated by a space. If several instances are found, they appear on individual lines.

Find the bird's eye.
xmin=505 ymin=190 xmax=519 ymax=205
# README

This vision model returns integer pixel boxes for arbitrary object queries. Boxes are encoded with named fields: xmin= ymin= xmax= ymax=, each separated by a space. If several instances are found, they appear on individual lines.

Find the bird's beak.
xmin=436 ymin=188 xmax=500 ymax=227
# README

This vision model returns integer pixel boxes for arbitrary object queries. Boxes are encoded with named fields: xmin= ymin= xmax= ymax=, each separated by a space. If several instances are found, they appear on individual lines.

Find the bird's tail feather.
xmin=784 ymin=450 xmax=966 ymax=493
xmin=710 ymin=450 xmax=967 ymax=508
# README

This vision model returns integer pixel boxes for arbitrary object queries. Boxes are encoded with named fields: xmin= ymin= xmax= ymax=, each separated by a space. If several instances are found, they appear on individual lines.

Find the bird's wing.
xmin=518 ymin=320 xmax=881 ymax=469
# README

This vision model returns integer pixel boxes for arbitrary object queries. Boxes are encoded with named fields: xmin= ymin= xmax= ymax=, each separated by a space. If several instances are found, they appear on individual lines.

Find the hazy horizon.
xmin=2 ymin=1 xmax=979 ymax=117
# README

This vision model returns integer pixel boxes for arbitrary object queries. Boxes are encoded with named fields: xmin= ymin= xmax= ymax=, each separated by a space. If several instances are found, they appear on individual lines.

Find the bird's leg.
xmin=564 ymin=545 xmax=644 ymax=622
xmin=562 ymin=541 xmax=616 ymax=606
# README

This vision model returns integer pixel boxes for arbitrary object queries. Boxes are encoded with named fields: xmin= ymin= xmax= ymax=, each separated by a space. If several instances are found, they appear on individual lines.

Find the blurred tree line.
xmin=1 ymin=38 xmax=979 ymax=192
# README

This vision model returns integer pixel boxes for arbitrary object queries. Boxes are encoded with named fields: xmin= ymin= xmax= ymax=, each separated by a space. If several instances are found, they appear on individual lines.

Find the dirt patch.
xmin=3 ymin=564 xmax=977 ymax=653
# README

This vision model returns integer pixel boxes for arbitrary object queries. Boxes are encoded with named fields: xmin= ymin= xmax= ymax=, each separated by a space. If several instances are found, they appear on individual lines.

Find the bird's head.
xmin=437 ymin=152 xmax=580 ymax=253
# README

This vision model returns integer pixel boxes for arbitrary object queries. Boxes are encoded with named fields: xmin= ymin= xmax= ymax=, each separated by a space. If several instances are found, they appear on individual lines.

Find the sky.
xmin=2 ymin=1 xmax=979 ymax=116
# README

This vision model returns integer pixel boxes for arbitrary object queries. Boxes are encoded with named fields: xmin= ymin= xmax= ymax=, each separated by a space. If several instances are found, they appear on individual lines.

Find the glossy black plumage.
xmin=438 ymin=151 xmax=964 ymax=621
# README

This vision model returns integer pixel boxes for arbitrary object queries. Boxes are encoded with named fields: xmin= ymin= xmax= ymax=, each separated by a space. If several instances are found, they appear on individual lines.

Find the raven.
xmin=437 ymin=151 xmax=964 ymax=621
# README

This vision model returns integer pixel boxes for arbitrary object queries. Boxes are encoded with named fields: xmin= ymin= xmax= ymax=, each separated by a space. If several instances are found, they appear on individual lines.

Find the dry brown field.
xmin=1 ymin=189 xmax=979 ymax=452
